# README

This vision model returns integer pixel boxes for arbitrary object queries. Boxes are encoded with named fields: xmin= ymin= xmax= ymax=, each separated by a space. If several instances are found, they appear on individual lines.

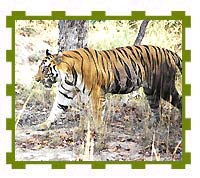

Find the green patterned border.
xmin=6 ymin=11 xmax=191 ymax=169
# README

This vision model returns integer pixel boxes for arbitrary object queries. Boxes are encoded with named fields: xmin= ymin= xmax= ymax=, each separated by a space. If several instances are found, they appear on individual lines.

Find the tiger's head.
xmin=35 ymin=49 xmax=62 ymax=88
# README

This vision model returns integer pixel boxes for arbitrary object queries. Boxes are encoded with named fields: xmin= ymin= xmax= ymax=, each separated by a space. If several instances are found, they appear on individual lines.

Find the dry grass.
xmin=79 ymin=121 xmax=94 ymax=161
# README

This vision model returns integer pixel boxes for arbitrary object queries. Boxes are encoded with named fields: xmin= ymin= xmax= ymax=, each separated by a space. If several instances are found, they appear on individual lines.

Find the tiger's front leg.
xmin=90 ymin=87 xmax=106 ymax=130
xmin=37 ymin=100 xmax=64 ymax=130
xmin=37 ymin=85 xmax=75 ymax=130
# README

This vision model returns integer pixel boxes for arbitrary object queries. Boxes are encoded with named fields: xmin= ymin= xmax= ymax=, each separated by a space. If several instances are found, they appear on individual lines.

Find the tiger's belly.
xmin=109 ymin=77 xmax=142 ymax=94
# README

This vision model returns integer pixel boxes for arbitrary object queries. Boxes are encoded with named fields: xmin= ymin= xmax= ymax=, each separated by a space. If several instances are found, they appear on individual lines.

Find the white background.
xmin=0 ymin=0 xmax=197 ymax=177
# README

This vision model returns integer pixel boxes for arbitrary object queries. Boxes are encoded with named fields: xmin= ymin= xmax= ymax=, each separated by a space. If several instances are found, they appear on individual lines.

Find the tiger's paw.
xmin=36 ymin=121 xmax=51 ymax=131
xmin=148 ymin=117 xmax=160 ymax=129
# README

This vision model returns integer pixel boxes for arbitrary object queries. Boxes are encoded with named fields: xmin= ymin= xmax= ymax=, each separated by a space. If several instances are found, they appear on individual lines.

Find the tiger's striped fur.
xmin=35 ymin=45 xmax=182 ymax=130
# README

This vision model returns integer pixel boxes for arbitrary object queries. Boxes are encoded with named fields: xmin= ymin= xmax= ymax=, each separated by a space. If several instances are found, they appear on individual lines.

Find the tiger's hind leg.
xmin=161 ymin=84 xmax=182 ymax=115
xmin=143 ymin=88 xmax=161 ymax=128
xmin=170 ymin=87 xmax=182 ymax=112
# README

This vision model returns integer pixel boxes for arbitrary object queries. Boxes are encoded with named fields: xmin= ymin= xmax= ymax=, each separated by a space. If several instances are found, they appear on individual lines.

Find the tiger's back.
xmin=79 ymin=45 xmax=181 ymax=96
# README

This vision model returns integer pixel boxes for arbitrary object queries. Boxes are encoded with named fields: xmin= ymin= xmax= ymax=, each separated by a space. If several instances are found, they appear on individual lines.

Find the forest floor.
xmin=16 ymin=83 xmax=182 ymax=161
xmin=15 ymin=20 xmax=182 ymax=162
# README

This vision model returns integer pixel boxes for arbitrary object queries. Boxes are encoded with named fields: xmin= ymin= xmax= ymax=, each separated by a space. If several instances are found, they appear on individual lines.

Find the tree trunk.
xmin=134 ymin=20 xmax=149 ymax=45
xmin=58 ymin=20 xmax=89 ymax=51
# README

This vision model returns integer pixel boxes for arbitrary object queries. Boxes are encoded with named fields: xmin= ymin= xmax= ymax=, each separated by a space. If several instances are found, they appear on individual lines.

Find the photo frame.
xmin=6 ymin=11 xmax=191 ymax=169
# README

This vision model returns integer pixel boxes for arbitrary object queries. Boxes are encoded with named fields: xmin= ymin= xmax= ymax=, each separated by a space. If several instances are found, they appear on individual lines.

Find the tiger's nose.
xmin=35 ymin=76 xmax=41 ymax=82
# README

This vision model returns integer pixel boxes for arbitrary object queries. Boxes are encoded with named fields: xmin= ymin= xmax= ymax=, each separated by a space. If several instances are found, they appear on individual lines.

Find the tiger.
xmin=35 ymin=45 xmax=182 ymax=130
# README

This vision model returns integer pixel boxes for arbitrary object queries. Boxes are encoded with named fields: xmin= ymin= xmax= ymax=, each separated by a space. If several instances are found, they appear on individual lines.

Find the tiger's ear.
xmin=46 ymin=49 xmax=52 ymax=56
xmin=56 ymin=50 xmax=62 ymax=64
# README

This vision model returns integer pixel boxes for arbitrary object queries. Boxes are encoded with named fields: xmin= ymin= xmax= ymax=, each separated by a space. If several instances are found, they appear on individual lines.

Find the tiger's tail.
xmin=174 ymin=53 xmax=182 ymax=74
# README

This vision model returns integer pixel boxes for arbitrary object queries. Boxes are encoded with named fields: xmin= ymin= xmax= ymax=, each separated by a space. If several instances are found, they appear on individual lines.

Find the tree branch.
xmin=134 ymin=20 xmax=150 ymax=45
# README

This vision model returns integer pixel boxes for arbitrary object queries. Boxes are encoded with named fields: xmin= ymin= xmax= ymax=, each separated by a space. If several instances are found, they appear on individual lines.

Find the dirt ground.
xmin=15 ymin=85 xmax=182 ymax=161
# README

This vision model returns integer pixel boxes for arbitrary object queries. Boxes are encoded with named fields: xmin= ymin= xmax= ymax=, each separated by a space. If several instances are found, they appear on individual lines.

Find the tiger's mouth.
xmin=44 ymin=81 xmax=53 ymax=88
xmin=35 ymin=73 xmax=58 ymax=89
xmin=38 ymin=78 xmax=56 ymax=89
xmin=41 ymin=78 xmax=56 ymax=89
